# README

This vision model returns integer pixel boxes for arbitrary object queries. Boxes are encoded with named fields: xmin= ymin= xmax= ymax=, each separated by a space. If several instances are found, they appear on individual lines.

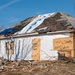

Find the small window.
xmin=6 ymin=42 xmax=9 ymax=55
xmin=6 ymin=41 xmax=14 ymax=55
xmin=10 ymin=41 xmax=14 ymax=54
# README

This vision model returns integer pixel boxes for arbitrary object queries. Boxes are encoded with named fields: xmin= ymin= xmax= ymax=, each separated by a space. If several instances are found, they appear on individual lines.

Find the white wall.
xmin=0 ymin=33 xmax=70 ymax=60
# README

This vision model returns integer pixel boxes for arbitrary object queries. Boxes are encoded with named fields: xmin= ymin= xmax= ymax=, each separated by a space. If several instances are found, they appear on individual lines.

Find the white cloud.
xmin=36 ymin=11 xmax=42 ymax=15
xmin=9 ymin=18 xmax=18 ymax=23
xmin=7 ymin=17 xmax=19 ymax=23
xmin=0 ymin=0 xmax=21 ymax=10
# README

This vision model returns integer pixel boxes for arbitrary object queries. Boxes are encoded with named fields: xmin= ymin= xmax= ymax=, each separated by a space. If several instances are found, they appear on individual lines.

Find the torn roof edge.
xmin=0 ymin=29 xmax=74 ymax=40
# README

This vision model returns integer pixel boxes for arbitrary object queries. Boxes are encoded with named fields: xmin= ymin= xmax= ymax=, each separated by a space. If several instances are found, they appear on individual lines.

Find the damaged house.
xmin=0 ymin=12 xmax=75 ymax=60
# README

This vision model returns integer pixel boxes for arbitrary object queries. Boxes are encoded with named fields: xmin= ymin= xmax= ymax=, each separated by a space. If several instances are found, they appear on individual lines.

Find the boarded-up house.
xmin=0 ymin=12 xmax=75 ymax=60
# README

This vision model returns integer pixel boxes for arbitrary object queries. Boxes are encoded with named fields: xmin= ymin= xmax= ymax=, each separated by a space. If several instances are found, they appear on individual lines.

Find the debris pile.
xmin=0 ymin=59 xmax=75 ymax=75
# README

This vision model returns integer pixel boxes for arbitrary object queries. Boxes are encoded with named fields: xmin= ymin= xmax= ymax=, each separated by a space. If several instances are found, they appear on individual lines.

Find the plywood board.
xmin=53 ymin=37 xmax=73 ymax=50
xmin=32 ymin=38 xmax=40 ymax=60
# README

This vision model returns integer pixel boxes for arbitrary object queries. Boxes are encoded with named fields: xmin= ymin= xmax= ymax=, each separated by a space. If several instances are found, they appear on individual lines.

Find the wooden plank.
xmin=32 ymin=38 xmax=40 ymax=60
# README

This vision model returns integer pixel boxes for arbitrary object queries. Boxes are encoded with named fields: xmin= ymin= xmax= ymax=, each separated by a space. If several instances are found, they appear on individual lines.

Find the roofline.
xmin=0 ymin=30 xmax=74 ymax=40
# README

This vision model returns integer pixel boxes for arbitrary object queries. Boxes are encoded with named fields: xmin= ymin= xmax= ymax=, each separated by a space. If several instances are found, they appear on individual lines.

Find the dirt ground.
xmin=0 ymin=59 xmax=75 ymax=75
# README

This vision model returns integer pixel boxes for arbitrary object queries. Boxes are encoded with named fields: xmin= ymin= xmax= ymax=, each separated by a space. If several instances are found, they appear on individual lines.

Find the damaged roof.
xmin=0 ymin=12 xmax=75 ymax=36
xmin=34 ymin=12 xmax=75 ymax=32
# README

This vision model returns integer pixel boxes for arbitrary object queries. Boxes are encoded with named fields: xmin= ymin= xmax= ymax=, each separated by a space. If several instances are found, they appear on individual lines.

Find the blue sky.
xmin=0 ymin=0 xmax=75 ymax=29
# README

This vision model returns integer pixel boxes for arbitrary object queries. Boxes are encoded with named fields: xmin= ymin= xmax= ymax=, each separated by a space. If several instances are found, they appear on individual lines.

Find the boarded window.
xmin=53 ymin=37 xmax=73 ymax=50
xmin=53 ymin=37 xmax=73 ymax=57
xmin=32 ymin=38 xmax=40 ymax=60
xmin=6 ymin=41 xmax=14 ymax=55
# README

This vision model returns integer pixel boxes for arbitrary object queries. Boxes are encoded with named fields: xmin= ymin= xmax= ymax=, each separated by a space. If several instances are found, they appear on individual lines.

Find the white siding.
xmin=0 ymin=33 xmax=70 ymax=60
